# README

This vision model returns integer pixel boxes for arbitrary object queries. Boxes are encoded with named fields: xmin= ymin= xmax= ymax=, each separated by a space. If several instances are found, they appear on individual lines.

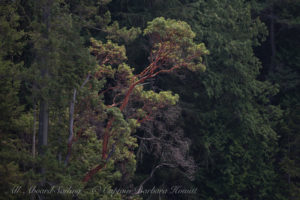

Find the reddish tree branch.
xmin=83 ymin=163 xmax=106 ymax=182
xmin=83 ymin=39 xmax=200 ymax=182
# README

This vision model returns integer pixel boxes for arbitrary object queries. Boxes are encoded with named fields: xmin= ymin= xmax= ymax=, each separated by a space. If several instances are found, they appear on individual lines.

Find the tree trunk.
xmin=270 ymin=4 xmax=276 ymax=73
xmin=38 ymin=100 xmax=49 ymax=154
xmin=65 ymin=74 xmax=90 ymax=165
xmin=65 ymin=88 xmax=76 ymax=165
xmin=32 ymin=103 xmax=37 ymax=158
xmin=37 ymin=0 xmax=52 ymax=155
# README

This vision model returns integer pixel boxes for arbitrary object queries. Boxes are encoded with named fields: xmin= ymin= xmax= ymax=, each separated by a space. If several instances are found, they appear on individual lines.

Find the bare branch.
xmin=135 ymin=163 xmax=175 ymax=195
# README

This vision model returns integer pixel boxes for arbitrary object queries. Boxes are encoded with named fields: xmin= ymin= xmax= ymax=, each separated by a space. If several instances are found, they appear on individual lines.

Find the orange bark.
xmin=83 ymin=42 xmax=193 ymax=182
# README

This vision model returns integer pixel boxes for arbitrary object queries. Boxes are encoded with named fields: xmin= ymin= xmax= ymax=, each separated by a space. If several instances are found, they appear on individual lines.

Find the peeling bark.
xmin=83 ymin=34 xmax=206 ymax=182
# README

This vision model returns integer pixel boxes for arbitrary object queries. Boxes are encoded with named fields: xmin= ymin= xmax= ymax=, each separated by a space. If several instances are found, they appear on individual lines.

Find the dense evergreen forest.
xmin=0 ymin=0 xmax=299 ymax=199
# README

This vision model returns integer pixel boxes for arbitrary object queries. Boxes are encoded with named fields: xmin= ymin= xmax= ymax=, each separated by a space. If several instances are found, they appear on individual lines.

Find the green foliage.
xmin=105 ymin=21 xmax=142 ymax=44
xmin=0 ymin=2 xmax=27 ymax=199
xmin=90 ymin=38 xmax=127 ymax=65
xmin=85 ymin=17 xmax=207 ymax=197
xmin=144 ymin=17 xmax=208 ymax=72
xmin=0 ymin=1 xmax=24 ymax=129
xmin=250 ymin=1 xmax=300 ymax=198
xmin=144 ymin=17 xmax=196 ymax=42
xmin=25 ymin=1 xmax=95 ymax=104
xmin=67 ymin=0 xmax=112 ymax=28
xmin=108 ymin=0 xmax=290 ymax=199
xmin=277 ymin=105 xmax=300 ymax=199
xmin=0 ymin=0 xmax=135 ymax=199
xmin=183 ymin=1 xmax=280 ymax=199
xmin=138 ymin=90 xmax=179 ymax=106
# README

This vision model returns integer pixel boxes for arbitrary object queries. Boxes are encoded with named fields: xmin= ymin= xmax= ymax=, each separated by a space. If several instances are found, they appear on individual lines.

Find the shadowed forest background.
xmin=0 ymin=0 xmax=299 ymax=199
